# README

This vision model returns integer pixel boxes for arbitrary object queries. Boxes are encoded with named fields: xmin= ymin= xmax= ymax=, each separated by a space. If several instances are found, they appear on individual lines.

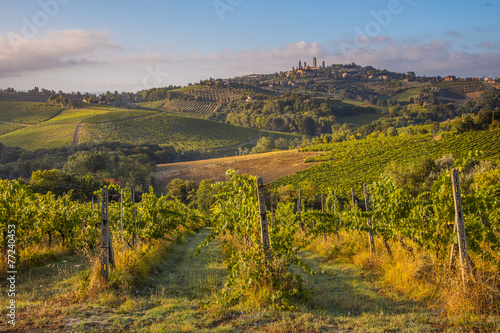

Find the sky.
xmin=0 ymin=0 xmax=499 ymax=93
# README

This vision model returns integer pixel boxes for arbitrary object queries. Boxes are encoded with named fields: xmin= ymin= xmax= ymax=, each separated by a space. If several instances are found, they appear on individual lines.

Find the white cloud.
xmin=0 ymin=30 xmax=120 ymax=77
xmin=328 ymin=37 xmax=500 ymax=77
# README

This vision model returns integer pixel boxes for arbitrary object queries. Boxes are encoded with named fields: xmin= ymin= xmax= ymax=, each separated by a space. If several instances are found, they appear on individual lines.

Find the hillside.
xmin=272 ymin=129 xmax=500 ymax=195
xmin=154 ymin=149 xmax=321 ymax=187
xmin=0 ymin=101 xmax=298 ymax=154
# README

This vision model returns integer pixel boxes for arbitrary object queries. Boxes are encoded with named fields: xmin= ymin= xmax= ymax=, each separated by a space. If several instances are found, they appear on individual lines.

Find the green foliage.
xmin=0 ymin=123 xmax=23 ymax=136
xmin=277 ymin=130 xmax=500 ymax=196
xmin=251 ymin=137 xmax=275 ymax=154
xmin=0 ymin=101 xmax=63 ymax=124
xmin=197 ymin=170 xmax=315 ymax=309
xmin=81 ymin=112 xmax=261 ymax=151
xmin=165 ymin=179 xmax=197 ymax=205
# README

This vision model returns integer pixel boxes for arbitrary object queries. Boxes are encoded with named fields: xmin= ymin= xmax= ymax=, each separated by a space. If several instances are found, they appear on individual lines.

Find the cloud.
xmin=445 ymin=30 xmax=465 ymax=39
xmin=328 ymin=37 xmax=500 ymax=77
xmin=476 ymin=41 xmax=498 ymax=50
xmin=0 ymin=30 xmax=120 ymax=77
xmin=131 ymin=39 xmax=500 ymax=79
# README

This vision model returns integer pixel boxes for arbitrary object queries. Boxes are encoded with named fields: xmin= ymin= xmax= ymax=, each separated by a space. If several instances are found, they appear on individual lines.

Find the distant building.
xmin=444 ymin=76 xmax=456 ymax=82
xmin=322 ymin=60 xmax=326 ymax=68
xmin=485 ymin=77 xmax=494 ymax=83
xmin=299 ymin=60 xmax=302 ymax=69
xmin=313 ymin=57 xmax=317 ymax=68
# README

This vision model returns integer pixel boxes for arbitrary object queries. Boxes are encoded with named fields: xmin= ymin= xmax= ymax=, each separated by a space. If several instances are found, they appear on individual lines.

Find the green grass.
xmin=340 ymin=100 xmax=370 ymax=106
xmin=2 ymin=228 xmax=489 ymax=332
xmin=43 ymin=108 xmax=109 ymax=124
xmin=172 ymin=85 xmax=205 ymax=93
xmin=0 ymin=123 xmax=24 ymax=135
xmin=0 ymin=123 xmax=78 ymax=149
xmin=0 ymin=101 xmax=63 ymax=124
xmin=0 ymin=104 xmax=297 ymax=153
xmin=337 ymin=108 xmax=383 ymax=127
xmin=435 ymin=81 xmax=484 ymax=88
xmin=134 ymin=100 xmax=168 ymax=110
xmin=273 ymin=130 xmax=500 ymax=196
xmin=80 ymin=112 xmax=266 ymax=151
xmin=83 ymin=109 xmax=157 ymax=123
xmin=394 ymin=87 xmax=426 ymax=102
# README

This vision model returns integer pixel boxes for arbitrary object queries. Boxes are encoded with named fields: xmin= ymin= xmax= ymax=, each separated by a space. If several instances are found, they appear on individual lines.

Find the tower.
xmin=322 ymin=60 xmax=326 ymax=68
xmin=299 ymin=60 xmax=302 ymax=69
xmin=313 ymin=57 xmax=317 ymax=68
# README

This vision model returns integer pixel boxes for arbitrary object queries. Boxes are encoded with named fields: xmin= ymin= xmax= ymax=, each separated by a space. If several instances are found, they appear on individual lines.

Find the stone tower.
xmin=313 ymin=57 xmax=317 ymax=68
xmin=299 ymin=60 xmax=302 ymax=69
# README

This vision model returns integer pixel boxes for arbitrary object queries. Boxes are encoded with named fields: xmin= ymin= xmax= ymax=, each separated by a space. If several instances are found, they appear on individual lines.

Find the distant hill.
xmin=0 ymin=100 xmax=298 ymax=155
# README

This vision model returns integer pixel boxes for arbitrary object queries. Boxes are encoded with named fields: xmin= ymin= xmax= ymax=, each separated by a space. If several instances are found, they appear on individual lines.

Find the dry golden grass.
xmin=154 ymin=150 xmax=322 ymax=186
xmin=307 ymin=230 xmax=500 ymax=318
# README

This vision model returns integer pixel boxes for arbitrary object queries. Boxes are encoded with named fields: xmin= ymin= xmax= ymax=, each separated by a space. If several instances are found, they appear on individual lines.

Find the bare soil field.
xmin=154 ymin=150 xmax=322 ymax=186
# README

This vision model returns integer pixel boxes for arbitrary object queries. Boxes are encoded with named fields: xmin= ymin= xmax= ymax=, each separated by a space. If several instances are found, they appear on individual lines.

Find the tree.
xmin=251 ymin=137 xmax=275 ymax=154
xmin=166 ymin=179 xmax=197 ymax=204
xmin=298 ymin=116 xmax=316 ymax=136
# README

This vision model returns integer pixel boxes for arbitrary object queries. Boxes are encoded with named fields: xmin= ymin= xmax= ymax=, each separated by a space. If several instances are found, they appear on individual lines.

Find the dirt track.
xmin=73 ymin=122 xmax=85 ymax=145
xmin=154 ymin=150 xmax=322 ymax=186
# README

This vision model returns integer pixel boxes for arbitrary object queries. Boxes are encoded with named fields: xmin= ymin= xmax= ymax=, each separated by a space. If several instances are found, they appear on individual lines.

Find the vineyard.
xmin=273 ymin=129 xmax=500 ymax=196
xmin=80 ymin=112 xmax=261 ymax=152
xmin=185 ymin=87 xmax=245 ymax=103
xmin=162 ymin=98 xmax=218 ymax=116
xmin=0 ymin=101 xmax=63 ymax=124
xmin=1 ymin=155 xmax=499 ymax=330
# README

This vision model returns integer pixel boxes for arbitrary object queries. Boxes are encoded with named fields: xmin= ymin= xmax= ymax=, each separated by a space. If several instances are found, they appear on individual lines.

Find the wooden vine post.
xmin=131 ymin=185 xmax=137 ymax=246
xmin=363 ymin=184 xmax=376 ymax=257
xmin=450 ymin=169 xmax=471 ymax=290
xmin=256 ymin=177 xmax=272 ymax=262
xmin=120 ymin=189 xmax=126 ymax=260
xmin=100 ymin=187 xmax=111 ymax=280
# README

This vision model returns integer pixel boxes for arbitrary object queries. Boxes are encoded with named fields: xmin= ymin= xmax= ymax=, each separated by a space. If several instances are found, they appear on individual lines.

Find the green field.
xmin=42 ymin=108 xmax=109 ymax=124
xmin=0 ymin=123 xmax=24 ymax=136
xmin=80 ymin=112 xmax=283 ymax=151
xmin=135 ymin=100 xmax=167 ymax=110
xmin=0 ymin=104 xmax=158 ymax=150
xmin=0 ymin=100 xmax=299 ymax=153
xmin=0 ymin=123 xmax=78 ymax=149
xmin=0 ymin=101 xmax=63 ymax=124
xmin=435 ymin=81 xmax=484 ymax=88
xmin=394 ymin=87 xmax=426 ymax=102
xmin=171 ymin=84 xmax=205 ymax=93
xmin=337 ymin=109 xmax=383 ymax=127
xmin=273 ymin=130 xmax=500 ymax=195
xmin=83 ymin=109 xmax=157 ymax=123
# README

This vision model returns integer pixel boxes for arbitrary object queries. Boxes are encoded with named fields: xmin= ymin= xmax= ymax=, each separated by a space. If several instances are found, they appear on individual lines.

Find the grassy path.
xmin=63 ymin=228 xmax=230 ymax=332
xmin=4 ymin=230 xmax=491 ymax=332
xmin=289 ymin=249 xmax=443 ymax=332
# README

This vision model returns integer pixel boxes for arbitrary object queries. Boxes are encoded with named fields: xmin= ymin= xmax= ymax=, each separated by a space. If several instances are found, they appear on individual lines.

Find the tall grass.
xmin=307 ymin=230 xmax=500 ymax=317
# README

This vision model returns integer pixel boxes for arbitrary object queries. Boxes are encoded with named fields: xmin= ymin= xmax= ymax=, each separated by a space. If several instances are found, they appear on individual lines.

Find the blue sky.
xmin=0 ymin=0 xmax=499 ymax=92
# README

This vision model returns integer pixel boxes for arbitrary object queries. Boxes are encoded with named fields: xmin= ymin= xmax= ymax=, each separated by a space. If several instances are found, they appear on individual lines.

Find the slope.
xmin=272 ymin=129 xmax=500 ymax=195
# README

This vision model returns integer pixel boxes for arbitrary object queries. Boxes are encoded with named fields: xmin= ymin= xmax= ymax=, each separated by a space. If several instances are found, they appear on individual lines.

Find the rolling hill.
xmin=0 ymin=101 xmax=298 ymax=154
xmin=271 ymin=129 xmax=500 ymax=195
